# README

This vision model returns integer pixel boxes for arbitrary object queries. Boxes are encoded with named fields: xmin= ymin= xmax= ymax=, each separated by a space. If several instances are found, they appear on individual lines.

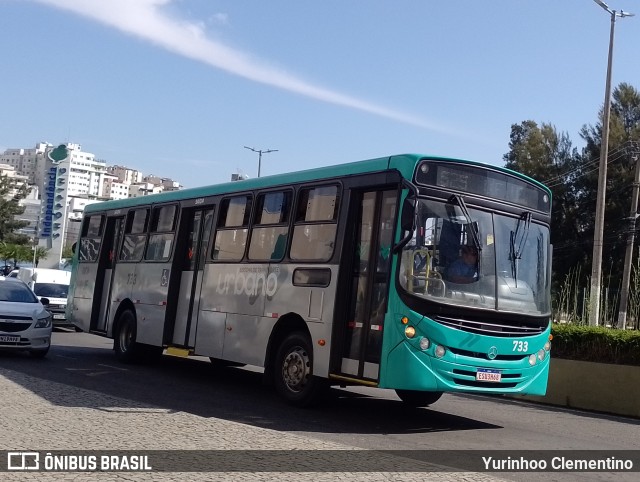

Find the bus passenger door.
xmin=167 ymin=207 xmax=214 ymax=348
xmin=338 ymin=189 xmax=397 ymax=381
xmin=91 ymin=216 xmax=124 ymax=333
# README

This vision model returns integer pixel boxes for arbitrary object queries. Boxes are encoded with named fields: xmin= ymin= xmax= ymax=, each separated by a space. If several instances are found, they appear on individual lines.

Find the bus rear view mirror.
xmin=401 ymin=197 xmax=415 ymax=232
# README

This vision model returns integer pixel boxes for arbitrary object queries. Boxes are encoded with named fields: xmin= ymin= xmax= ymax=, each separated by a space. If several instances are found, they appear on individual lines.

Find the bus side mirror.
xmin=71 ymin=242 xmax=77 ymax=254
xmin=400 ymin=197 xmax=415 ymax=232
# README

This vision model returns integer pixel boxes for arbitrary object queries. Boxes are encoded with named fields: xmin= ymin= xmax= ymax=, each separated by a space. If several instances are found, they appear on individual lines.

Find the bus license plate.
xmin=0 ymin=335 xmax=20 ymax=343
xmin=476 ymin=369 xmax=501 ymax=382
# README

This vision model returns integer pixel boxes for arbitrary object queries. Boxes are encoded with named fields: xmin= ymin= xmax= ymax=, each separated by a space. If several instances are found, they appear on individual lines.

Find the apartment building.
xmin=2 ymin=142 xmax=182 ymax=268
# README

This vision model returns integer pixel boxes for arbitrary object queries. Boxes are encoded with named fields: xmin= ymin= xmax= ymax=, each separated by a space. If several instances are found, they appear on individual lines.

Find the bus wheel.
xmin=114 ymin=310 xmax=140 ymax=363
xmin=395 ymin=389 xmax=443 ymax=407
xmin=274 ymin=332 xmax=325 ymax=407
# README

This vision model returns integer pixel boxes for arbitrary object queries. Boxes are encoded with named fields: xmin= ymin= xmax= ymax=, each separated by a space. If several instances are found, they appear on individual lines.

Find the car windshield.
xmin=0 ymin=281 xmax=39 ymax=303
xmin=34 ymin=283 xmax=69 ymax=298
xmin=398 ymin=198 xmax=551 ymax=315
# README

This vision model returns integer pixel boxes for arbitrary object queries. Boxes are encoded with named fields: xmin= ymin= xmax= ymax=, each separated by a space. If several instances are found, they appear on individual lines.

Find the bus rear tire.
xmin=395 ymin=389 xmax=443 ymax=407
xmin=114 ymin=310 xmax=141 ymax=363
xmin=274 ymin=332 xmax=325 ymax=407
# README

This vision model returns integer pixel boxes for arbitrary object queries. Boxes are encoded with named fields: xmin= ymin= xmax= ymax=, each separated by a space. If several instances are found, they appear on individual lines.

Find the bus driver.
xmin=446 ymin=245 xmax=478 ymax=284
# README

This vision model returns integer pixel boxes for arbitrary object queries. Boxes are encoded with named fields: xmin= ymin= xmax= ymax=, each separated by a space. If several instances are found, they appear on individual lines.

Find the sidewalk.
xmin=0 ymin=367 xmax=503 ymax=481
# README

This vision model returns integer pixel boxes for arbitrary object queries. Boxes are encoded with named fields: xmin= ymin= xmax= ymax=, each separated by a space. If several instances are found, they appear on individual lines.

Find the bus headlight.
xmin=537 ymin=349 xmax=546 ymax=361
xmin=434 ymin=345 xmax=446 ymax=358
xmin=528 ymin=354 xmax=537 ymax=366
xmin=405 ymin=326 xmax=416 ymax=338
xmin=419 ymin=337 xmax=430 ymax=351
xmin=544 ymin=341 xmax=551 ymax=351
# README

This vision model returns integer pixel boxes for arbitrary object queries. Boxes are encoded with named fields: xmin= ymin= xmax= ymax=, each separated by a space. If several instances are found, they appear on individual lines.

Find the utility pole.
xmin=618 ymin=142 xmax=640 ymax=329
xmin=588 ymin=0 xmax=634 ymax=326
xmin=244 ymin=146 xmax=278 ymax=178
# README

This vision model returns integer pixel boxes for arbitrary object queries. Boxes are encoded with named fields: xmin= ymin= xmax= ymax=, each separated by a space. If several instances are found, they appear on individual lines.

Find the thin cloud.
xmin=32 ymin=0 xmax=454 ymax=134
xmin=210 ymin=13 xmax=229 ymax=26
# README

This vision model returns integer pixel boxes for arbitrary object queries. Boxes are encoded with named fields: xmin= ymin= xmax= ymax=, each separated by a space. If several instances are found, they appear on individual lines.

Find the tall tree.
xmin=578 ymin=83 xmax=640 ymax=295
xmin=0 ymin=174 xmax=30 ymax=245
xmin=503 ymin=120 xmax=582 ymax=290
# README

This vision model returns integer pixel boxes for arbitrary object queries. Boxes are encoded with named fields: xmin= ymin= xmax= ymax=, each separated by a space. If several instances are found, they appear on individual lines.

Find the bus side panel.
xmin=222 ymin=314 xmax=277 ymax=366
xmin=193 ymin=263 xmax=266 ymax=360
xmin=263 ymin=264 xmax=338 ymax=378
xmin=193 ymin=311 xmax=225 ymax=358
xmin=200 ymin=264 xmax=266 ymax=317
xmin=106 ymin=265 xmax=135 ymax=337
xmin=70 ymin=263 xmax=99 ymax=331
xmin=130 ymin=263 xmax=170 ymax=346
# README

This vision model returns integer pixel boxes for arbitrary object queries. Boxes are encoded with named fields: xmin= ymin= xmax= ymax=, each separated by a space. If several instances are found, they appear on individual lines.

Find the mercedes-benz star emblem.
xmin=488 ymin=346 xmax=498 ymax=360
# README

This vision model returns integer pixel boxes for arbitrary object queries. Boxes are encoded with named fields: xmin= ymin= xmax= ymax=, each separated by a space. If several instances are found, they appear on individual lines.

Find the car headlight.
xmin=35 ymin=315 xmax=52 ymax=328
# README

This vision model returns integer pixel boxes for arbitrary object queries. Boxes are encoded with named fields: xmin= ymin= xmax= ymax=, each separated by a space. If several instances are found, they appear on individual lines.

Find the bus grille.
xmin=432 ymin=315 xmax=545 ymax=337
xmin=448 ymin=347 xmax=525 ymax=361
xmin=453 ymin=379 xmax=518 ymax=389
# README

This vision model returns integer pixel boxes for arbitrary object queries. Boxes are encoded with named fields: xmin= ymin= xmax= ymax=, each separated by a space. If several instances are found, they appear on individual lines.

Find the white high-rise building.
xmin=107 ymin=165 xmax=143 ymax=184
xmin=2 ymin=141 xmax=183 ymax=268
xmin=0 ymin=143 xmax=48 ymax=184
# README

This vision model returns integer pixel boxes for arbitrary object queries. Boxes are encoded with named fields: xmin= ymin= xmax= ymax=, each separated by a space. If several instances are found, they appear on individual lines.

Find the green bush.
xmin=551 ymin=324 xmax=640 ymax=366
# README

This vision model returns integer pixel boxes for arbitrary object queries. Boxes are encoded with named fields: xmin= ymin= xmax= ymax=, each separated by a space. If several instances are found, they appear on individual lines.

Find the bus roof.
xmin=83 ymin=154 xmax=551 ymax=214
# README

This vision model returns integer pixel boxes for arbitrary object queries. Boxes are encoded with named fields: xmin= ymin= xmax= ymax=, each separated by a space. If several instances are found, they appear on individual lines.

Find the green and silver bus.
xmin=68 ymin=154 xmax=552 ymax=406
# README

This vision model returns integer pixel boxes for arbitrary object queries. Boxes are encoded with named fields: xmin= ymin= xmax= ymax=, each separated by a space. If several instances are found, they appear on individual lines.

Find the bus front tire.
xmin=395 ymin=389 xmax=443 ymax=407
xmin=274 ymin=332 xmax=325 ymax=407
xmin=114 ymin=310 xmax=141 ymax=363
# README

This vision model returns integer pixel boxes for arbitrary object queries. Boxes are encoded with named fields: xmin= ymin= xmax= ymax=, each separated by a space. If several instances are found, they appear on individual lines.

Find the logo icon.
xmin=487 ymin=346 xmax=498 ymax=360
xmin=7 ymin=452 xmax=39 ymax=470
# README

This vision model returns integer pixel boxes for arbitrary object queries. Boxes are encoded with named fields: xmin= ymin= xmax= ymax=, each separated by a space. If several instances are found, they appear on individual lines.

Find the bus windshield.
xmin=398 ymin=198 xmax=550 ymax=315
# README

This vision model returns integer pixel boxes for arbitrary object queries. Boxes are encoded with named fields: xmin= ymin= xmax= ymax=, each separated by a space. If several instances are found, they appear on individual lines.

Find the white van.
xmin=18 ymin=268 xmax=71 ymax=326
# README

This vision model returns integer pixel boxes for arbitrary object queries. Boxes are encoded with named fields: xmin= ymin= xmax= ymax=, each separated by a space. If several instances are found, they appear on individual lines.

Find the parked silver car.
xmin=0 ymin=276 xmax=52 ymax=358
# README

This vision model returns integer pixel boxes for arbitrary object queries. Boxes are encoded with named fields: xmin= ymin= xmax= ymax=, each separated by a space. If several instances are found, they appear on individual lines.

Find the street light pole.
xmin=244 ymin=146 xmax=278 ymax=178
xmin=588 ymin=0 xmax=634 ymax=326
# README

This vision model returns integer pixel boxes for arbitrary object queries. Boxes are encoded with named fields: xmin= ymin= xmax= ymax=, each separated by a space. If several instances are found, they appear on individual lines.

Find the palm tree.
xmin=33 ymin=247 xmax=49 ymax=267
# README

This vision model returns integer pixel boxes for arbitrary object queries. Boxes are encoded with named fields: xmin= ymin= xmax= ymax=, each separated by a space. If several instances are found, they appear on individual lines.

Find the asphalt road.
xmin=1 ymin=329 xmax=639 ymax=481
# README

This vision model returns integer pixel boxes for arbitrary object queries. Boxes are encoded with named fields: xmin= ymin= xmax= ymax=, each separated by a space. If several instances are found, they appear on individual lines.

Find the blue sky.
xmin=1 ymin=0 xmax=639 ymax=188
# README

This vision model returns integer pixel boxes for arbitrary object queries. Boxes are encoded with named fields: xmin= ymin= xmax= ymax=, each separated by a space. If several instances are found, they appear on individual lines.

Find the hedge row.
xmin=551 ymin=324 xmax=640 ymax=366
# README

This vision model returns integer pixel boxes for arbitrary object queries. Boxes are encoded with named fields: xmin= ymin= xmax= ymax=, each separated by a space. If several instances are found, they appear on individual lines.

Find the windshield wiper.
xmin=509 ymin=211 xmax=532 ymax=285
xmin=448 ymin=194 xmax=482 ymax=253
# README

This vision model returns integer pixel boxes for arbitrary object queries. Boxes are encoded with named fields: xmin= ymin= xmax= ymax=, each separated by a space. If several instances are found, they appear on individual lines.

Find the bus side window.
xmin=248 ymin=191 xmax=291 ymax=261
xmin=145 ymin=205 xmax=177 ymax=261
xmin=120 ymin=208 xmax=149 ymax=262
xmin=290 ymin=185 xmax=340 ymax=262
xmin=79 ymin=215 xmax=104 ymax=262
xmin=213 ymin=196 xmax=252 ymax=261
